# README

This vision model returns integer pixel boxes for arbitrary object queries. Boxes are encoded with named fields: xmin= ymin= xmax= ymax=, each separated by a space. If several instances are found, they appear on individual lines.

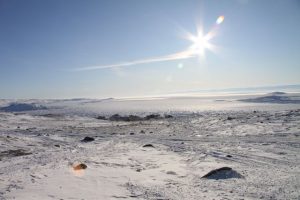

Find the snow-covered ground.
xmin=0 ymin=93 xmax=300 ymax=199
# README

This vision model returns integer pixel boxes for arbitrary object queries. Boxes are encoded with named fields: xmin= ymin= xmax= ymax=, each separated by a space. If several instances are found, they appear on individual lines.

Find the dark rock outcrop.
xmin=0 ymin=149 xmax=32 ymax=158
xmin=109 ymin=114 xmax=142 ymax=122
xmin=73 ymin=163 xmax=87 ymax=170
xmin=202 ymin=167 xmax=243 ymax=180
xmin=142 ymin=144 xmax=154 ymax=148
xmin=96 ymin=116 xmax=106 ymax=120
xmin=81 ymin=136 xmax=95 ymax=142
xmin=144 ymin=114 xmax=161 ymax=120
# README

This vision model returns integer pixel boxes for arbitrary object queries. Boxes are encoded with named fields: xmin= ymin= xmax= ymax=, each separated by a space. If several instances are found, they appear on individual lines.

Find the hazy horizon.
xmin=1 ymin=83 xmax=300 ymax=100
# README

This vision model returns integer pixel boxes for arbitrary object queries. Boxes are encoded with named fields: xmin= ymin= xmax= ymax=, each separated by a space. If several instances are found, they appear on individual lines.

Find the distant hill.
xmin=0 ymin=103 xmax=47 ymax=112
xmin=239 ymin=92 xmax=300 ymax=104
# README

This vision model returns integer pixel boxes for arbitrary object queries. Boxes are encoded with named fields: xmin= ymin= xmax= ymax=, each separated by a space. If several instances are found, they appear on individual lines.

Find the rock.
xmin=144 ymin=114 xmax=161 ymax=120
xmin=54 ymin=144 xmax=60 ymax=148
xmin=109 ymin=114 xmax=143 ymax=121
xmin=130 ymin=132 xmax=135 ymax=135
xmin=96 ymin=116 xmax=106 ymax=120
xmin=226 ymin=155 xmax=232 ymax=158
xmin=40 ymin=113 xmax=62 ymax=118
xmin=201 ymin=167 xmax=243 ymax=180
xmin=0 ymin=149 xmax=32 ymax=158
xmin=164 ymin=114 xmax=173 ymax=118
xmin=109 ymin=114 xmax=122 ymax=121
xmin=127 ymin=115 xmax=143 ymax=121
xmin=140 ymin=130 xmax=145 ymax=134
xmin=81 ymin=136 xmax=95 ymax=142
xmin=142 ymin=144 xmax=154 ymax=148
xmin=73 ymin=163 xmax=87 ymax=170
xmin=166 ymin=171 xmax=177 ymax=175
xmin=227 ymin=117 xmax=235 ymax=120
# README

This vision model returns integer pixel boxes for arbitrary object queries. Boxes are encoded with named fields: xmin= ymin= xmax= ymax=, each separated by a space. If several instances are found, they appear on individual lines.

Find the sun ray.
xmin=74 ymin=16 xmax=224 ymax=71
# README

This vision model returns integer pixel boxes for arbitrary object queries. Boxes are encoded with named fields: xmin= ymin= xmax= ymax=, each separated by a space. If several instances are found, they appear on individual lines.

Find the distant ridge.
xmin=172 ymin=84 xmax=300 ymax=96
xmin=239 ymin=92 xmax=300 ymax=104
xmin=0 ymin=103 xmax=47 ymax=112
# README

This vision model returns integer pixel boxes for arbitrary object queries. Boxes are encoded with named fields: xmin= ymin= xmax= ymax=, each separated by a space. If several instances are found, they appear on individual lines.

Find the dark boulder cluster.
xmin=0 ymin=149 xmax=32 ymax=158
xmin=96 ymin=116 xmax=106 ymax=120
xmin=144 ymin=114 xmax=161 ymax=120
xmin=96 ymin=113 xmax=173 ymax=122
xmin=109 ymin=114 xmax=142 ymax=121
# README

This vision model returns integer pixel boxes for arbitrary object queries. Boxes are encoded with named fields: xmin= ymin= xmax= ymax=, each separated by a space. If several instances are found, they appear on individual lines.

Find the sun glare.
xmin=76 ymin=16 xmax=224 ymax=71
xmin=190 ymin=33 xmax=209 ymax=57
xmin=186 ymin=28 xmax=214 ymax=59
xmin=184 ymin=16 xmax=224 ymax=60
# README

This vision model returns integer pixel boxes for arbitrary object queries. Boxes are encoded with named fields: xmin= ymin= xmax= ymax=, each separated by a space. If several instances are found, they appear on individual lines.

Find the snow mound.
xmin=0 ymin=103 xmax=47 ymax=112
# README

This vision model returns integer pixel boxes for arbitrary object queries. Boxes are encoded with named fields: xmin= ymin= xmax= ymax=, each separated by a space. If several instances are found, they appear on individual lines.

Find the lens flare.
xmin=216 ymin=16 xmax=225 ymax=24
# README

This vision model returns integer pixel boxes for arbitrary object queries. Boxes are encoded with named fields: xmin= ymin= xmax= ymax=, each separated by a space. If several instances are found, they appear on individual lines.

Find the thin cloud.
xmin=73 ymin=50 xmax=195 ymax=71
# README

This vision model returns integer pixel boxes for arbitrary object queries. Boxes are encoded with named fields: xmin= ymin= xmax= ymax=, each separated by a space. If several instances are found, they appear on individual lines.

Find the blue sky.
xmin=0 ymin=0 xmax=300 ymax=98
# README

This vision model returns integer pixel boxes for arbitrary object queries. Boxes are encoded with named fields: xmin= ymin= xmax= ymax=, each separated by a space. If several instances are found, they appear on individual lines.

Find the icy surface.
xmin=0 ymin=94 xmax=300 ymax=199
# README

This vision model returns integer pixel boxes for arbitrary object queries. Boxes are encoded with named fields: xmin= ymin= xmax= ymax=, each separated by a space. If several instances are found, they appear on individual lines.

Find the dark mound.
xmin=164 ymin=114 xmax=173 ymax=118
xmin=269 ymin=91 xmax=286 ymax=95
xmin=0 ymin=149 xmax=32 ymax=158
xmin=108 ymin=113 xmax=172 ymax=122
xmin=109 ymin=114 xmax=143 ymax=121
xmin=144 ymin=114 xmax=161 ymax=120
xmin=142 ymin=144 xmax=155 ymax=148
xmin=73 ymin=163 xmax=87 ymax=170
xmin=81 ymin=136 xmax=95 ymax=142
xmin=227 ymin=116 xmax=235 ymax=120
xmin=239 ymin=94 xmax=300 ymax=104
xmin=40 ymin=113 xmax=63 ymax=118
xmin=0 ymin=103 xmax=47 ymax=112
xmin=202 ymin=167 xmax=243 ymax=180
xmin=96 ymin=116 xmax=107 ymax=120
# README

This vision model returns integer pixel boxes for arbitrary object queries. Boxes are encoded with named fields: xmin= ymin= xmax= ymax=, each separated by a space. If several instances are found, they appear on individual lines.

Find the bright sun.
xmin=184 ymin=16 xmax=224 ymax=60
xmin=186 ymin=28 xmax=215 ymax=59
xmin=189 ymin=32 xmax=210 ymax=57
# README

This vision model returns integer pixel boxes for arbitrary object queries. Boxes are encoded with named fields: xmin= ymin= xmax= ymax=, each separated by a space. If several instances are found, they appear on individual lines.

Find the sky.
xmin=0 ymin=0 xmax=300 ymax=99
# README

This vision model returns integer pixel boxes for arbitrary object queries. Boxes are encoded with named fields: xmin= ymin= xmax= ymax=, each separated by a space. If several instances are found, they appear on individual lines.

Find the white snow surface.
xmin=0 ymin=94 xmax=300 ymax=199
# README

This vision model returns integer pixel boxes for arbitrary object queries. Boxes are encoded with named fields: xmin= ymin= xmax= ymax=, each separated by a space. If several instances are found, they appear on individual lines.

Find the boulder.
xmin=96 ymin=116 xmax=106 ymax=120
xmin=73 ymin=163 xmax=87 ymax=170
xmin=201 ymin=167 xmax=243 ymax=180
xmin=142 ymin=144 xmax=154 ymax=148
xmin=109 ymin=114 xmax=142 ymax=121
xmin=81 ymin=136 xmax=95 ymax=142
xmin=144 ymin=114 xmax=161 ymax=120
